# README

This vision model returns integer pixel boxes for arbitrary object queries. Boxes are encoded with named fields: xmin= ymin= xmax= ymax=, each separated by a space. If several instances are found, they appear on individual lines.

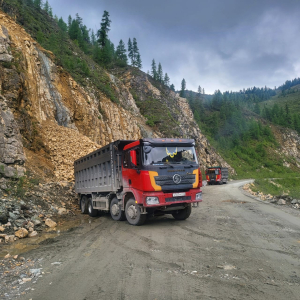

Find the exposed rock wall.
xmin=273 ymin=126 xmax=300 ymax=168
xmin=0 ymin=10 xmax=233 ymax=181
xmin=0 ymin=96 xmax=25 ymax=177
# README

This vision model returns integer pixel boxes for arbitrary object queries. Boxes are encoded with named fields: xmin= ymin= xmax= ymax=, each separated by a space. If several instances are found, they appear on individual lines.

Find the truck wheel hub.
xmin=127 ymin=205 xmax=137 ymax=219
xmin=111 ymin=204 xmax=119 ymax=216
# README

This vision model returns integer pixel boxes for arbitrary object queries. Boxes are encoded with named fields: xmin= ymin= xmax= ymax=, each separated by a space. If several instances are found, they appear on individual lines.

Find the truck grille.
xmin=165 ymin=196 xmax=191 ymax=202
xmin=155 ymin=174 xmax=195 ymax=186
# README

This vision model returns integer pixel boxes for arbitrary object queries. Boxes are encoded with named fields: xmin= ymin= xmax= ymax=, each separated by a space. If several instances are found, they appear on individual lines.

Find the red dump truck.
xmin=74 ymin=138 xmax=202 ymax=225
xmin=205 ymin=166 xmax=228 ymax=185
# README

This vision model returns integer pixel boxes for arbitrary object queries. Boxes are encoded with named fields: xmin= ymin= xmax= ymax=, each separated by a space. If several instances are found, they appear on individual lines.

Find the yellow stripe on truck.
xmin=148 ymin=171 xmax=162 ymax=191
xmin=193 ymin=169 xmax=199 ymax=188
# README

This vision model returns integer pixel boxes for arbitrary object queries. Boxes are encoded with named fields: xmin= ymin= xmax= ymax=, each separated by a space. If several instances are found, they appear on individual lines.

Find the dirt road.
xmin=8 ymin=180 xmax=300 ymax=299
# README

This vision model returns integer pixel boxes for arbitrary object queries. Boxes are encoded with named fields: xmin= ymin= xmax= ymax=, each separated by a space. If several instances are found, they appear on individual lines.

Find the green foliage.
xmin=187 ymin=88 xmax=300 ymax=179
xmin=180 ymin=78 xmax=186 ymax=97
xmin=15 ymin=176 xmax=26 ymax=198
xmin=132 ymin=89 xmax=179 ymax=136
xmin=252 ymin=178 xmax=300 ymax=199
xmin=97 ymin=10 xmax=111 ymax=47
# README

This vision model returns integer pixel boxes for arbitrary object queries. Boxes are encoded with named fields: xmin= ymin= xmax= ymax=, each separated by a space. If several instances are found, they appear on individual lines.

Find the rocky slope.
xmin=0 ymin=10 xmax=233 ymax=183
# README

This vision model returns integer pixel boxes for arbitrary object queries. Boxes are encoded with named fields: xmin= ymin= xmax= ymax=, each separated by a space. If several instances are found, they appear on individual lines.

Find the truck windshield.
xmin=143 ymin=146 xmax=198 ymax=166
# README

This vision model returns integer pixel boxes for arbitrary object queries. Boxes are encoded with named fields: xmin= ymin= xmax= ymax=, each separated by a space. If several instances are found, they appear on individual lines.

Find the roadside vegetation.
xmin=251 ymin=178 xmax=300 ymax=199
xmin=186 ymin=86 xmax=300 ymax=181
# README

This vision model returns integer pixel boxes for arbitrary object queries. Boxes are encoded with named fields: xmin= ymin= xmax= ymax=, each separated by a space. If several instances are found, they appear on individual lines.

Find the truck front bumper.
xmin=141 ymin=189 xmax=202 ymax=207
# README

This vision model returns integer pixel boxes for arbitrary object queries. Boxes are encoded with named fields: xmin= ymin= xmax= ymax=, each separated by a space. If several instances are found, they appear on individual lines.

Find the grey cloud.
xmin=48 ymin=0 xmax=300 ymax=93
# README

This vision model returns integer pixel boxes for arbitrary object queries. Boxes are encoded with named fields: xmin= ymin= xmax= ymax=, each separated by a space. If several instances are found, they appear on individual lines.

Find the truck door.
xmin=122 ymin=147 xmax=142 ymax=190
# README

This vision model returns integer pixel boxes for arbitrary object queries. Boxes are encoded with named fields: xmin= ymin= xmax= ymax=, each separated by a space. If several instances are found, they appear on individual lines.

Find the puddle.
xmin=222 ymin=199 xmax=248 ymax=204
xmin=0 ymin=214 xmax=96 ymax=258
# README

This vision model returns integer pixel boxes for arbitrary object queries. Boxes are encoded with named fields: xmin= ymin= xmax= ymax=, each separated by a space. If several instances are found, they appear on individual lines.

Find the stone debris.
xmin=15 ymin=228 xmax=28 ymax=238
xmin=0 ymin=180 xmax=78 ymax=244
xmin=28 ymin=231 xmax=38 ymax=238
xmin=42 ymin=123 xmax=100 ymax=182
xmin=243 ymin=183 xmax=300 ymax=209
xmin=45 ymin=218 xmax=57 ymax=228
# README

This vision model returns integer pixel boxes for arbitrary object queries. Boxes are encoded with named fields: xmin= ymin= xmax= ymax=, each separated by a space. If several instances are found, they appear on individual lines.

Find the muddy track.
xmin=2 ymin=180 xmax=300 ymax=300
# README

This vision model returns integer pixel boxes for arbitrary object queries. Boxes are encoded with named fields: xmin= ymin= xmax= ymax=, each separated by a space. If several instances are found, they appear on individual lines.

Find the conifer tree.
xmin=44 ymin=0 xmax=50 ymax=14
xmin=132 ymin=38 xmax=140 ymax=67
xmin=116 ymin=39 xmax=128 ymax=64
xmin=91 ymin=30 xmax=96 ymax=46
xmin=58 ymin=17 xmax=68 ymax=32
xmin=170 ymin=84 xmax=175 ymax=91
xmin=128 ymin=38 xmax=134 ymax=65
xmin=198 ymin=85 xmax=202 ymax=94
xmin=33 ymin=0 xmax=42 ymax=9
xmin=164 ymin=73 xmax=170 ymax=86
xmin=135 ymin=52 xmax=142 ymax=69
xmin=97 ymin=10 xmax=111 ymax=47
xmin=68 ymin=15 xmax=72 ymax=28
xmin=151 ymin=59 xmax=157 ymax=80
xmin=49 ymin=7 xmax=53 ymax=17
xmin=157 ymin=63 xmax=163 ymax=82
xmin=180 ymin=78 xmax=186 ymax=97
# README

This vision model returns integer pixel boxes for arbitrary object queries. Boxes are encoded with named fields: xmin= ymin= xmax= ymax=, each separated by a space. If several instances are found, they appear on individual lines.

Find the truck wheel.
xmin=110 ymin=197 xmax=125 ymax=221
xmin=172 ymin=204 xmax=192 ymax=220
xmin=88 ymin=198 xmax=98 ymax=217
xmin=125 ymin=199 xmax=146 ymax=226
xmin=80 ymin=196 xmax=88 ymax=214
xmin=219 ymin=181 xmax=223 ymax=185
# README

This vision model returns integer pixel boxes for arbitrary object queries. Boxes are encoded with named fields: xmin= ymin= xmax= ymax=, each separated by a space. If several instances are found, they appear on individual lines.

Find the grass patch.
xmin=252 ymin=177 xmax=300 ymax=199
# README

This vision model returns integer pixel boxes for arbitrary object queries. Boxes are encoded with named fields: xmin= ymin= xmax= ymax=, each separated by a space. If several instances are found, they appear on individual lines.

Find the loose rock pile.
xmin=0 ymin=179 xmax=77 ymax=244
xmin=42 ymin=122 xmax=100 ymax=181
xmin=243 ymin=183 xmax=300 ymax=209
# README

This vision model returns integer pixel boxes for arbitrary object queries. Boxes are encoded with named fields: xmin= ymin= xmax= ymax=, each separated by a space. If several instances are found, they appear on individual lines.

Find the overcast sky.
xmin=48 ymin=0 xmax=300 ymax=94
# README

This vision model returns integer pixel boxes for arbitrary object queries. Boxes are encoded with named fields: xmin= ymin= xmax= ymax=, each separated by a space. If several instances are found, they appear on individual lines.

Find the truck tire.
xmin=110 ymin=197 xmax=126 ymax=221
xmin=80 ymin=196 xmax=88 ymax=214
xmin=172 ymin=204 xmax=192 ymax=220
xmin=125 ymin=198 xmax=146 ymax=226
xmin=88 ymin=198 xmax=98 ymax=217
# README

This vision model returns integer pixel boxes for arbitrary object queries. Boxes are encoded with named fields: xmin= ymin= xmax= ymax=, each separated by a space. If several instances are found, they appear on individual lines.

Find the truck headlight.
xmin=146 ymin=197 xmax=159 ymax=205
xmin=196 ymin=193 xmax=202 ymax=200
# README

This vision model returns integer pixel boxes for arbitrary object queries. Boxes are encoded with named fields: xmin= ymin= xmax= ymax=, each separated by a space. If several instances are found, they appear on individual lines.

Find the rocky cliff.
xmin=0 ymin=11 xmax=233 ymax=182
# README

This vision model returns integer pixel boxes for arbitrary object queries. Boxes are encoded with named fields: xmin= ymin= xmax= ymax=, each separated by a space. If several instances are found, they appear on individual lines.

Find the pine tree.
xmin=128 ymin=38 xmax=133 ymax=65
xmin=198 ymin=85 xmax=202 ymax=94
xmin=180 ymin=79 xmax=186 ymax=97
xmin=58 ymin=17 xmax=68 ymax=32
xmin=151 ymin=59 xmax=157 ymax=80
xmin=132 ymin=38 xmax=140 ymax=67
xmin=164 ymin=73 xmax=170 ymax=86
xmin=136 ymin=52 xmax=142 ymax=69
xmin=97 ymin=10 xmax=111 ymax=47
xmin=68 ymin=15 xmax=72 ymax=28
xmin=44 ymin=0 xmax=49 ymax=14
xmin=170 ymin=84 xmax=175 ymax=91
xmin=49 ymin=7 xmax=53 ymax=17
xmin=116 ymin=39 xmax=128 ymax=64
xmin=157 ymin=63 xmax=163 ymax=82
xmin=33 ymin=0 xmax=42 ymax=9
xmin=91 ymin=30 xmax=96 ymax=46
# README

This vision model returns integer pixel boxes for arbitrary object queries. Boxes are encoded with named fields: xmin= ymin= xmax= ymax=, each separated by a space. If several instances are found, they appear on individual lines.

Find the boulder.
xmin=277 ymin=199 xmax=286 ymax=205
xmin=28 ymin=231 xmax=38 ymax=238
xmin=15 ymin=228 xmax=28 ymax=238
xmin=45 ymin=218 xmax=57 ymax=228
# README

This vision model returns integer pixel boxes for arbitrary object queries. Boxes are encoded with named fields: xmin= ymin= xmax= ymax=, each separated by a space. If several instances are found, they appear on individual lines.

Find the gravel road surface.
xmin=7 ymin=180 xmax=300 ymax=299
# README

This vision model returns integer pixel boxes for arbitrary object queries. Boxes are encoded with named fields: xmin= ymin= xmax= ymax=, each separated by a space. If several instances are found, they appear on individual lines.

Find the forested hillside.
xmin=187 ymin=86 xmax=300 ymax=179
